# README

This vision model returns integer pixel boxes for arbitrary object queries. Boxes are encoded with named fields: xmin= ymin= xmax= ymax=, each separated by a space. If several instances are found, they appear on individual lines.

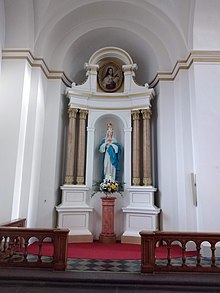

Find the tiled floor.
xmin=66 ymin=256 xmax=220 ymax=273
xmin=67 ymin=258 xmax=141 ymax=273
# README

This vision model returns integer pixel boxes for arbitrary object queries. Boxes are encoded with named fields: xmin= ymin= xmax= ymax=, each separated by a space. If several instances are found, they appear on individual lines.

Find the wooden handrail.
xmin=0 ymin=218 xmax=26 ymax=227
xmin=0 ymin=227 xmax=69 ymax=271
xmin=140 ymin=231 xmax=220 ymax=273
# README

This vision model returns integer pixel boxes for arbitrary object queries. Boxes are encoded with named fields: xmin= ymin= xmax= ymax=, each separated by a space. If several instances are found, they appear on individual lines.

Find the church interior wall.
xmin=4 ymin=0 xmax=34 ymax=50
xmin=0 ymin=0 xmax=5 ymax=75
xmin=36 ymin=80 xmax=67 ymax=229
xmin=0 ymin=58 xmax=32 ymax=222
xmin=0 ymin=0 xmax=220 ymax=237
xmin=155 ymin=81 xmax=179 ymax=231
xmin=192 ymin=62 xmax=220 ymax=232
xmin=22 ymin=69 xmax=48 ymax=228
xmin=193 ymin=0 xmax=220 ymax=50
xmin=173 ymin=69 xmax=197 ymax=231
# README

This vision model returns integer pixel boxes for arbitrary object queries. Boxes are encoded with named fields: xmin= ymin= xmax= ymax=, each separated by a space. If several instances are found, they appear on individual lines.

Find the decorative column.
xmin=99 ymin=197 xmax=116 ymax=243
xmin=141 ymin=108 xmax=152 ymax=186
xmin=65 ymin=108 xmax=78 ymax=184
xmin=132 ymin=110 xmax=140 ymax=186
xmin=76 ymin=109 xmax=88 ymax=185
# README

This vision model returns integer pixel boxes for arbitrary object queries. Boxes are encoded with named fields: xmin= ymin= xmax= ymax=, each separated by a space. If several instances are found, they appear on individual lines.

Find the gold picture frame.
xmin=98 ymin=62 xmax=123 ymax=92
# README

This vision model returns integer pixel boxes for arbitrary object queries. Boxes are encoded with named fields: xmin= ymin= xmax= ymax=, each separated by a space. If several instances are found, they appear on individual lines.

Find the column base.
xmin=99 ymin=233 xmax=116 ymax=243
xmin=121 ymin=234 xmax=141 ymax=244
xmin=68 ymin=234 xmax=93 ymax=243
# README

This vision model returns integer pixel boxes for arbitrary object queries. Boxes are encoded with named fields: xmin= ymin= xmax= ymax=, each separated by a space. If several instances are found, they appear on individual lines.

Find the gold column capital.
xmin=79 ymin=109 xmax=88 ymax=120
xmin=131 ymin=110 xmax=140 ymax=120
xmin=65 ymin=175 xmax=74 ymax=185
xmin=141 ymin=108 xmax=152 ymax=120
xmin=143 ymin=177 xmax=152 ymax=186
xmin=68 ymin=107 xmax=78 ymax=119
xmin=76 ymin=176 xmax=84 ymax=185
xmin=132 ymin=178 xmax=141 ymax=186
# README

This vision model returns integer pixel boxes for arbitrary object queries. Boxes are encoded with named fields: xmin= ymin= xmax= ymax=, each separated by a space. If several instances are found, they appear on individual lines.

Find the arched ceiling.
xmin=32 ymin=0 xmax=194 ymax=84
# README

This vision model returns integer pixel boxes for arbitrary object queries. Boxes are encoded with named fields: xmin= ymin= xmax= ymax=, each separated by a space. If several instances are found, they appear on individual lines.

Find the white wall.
xmin=4 ymin=0 xmax=34 ymax=50
xmin=156 ymin=62 xmax=220 ymax=234
xmin=0 ymin=0 xmax=5 ymax=74
xmin=173 ymin=70 xmax=197 ymax=231
xmin=155 ymin=81 xmax=179 ymax=230
xmin=36 ymin=80 xmax=67 ymax=228
xmin=155 ymin=73 xmax=197 ymax=232
xmin=193 ymin=0 xmax=220 ymax=50
xmin=0 ymin=56 xmax=67 ymax=227
xmin=0 ymin=59 xmax=31 ymax=222
xmin=192 ymin=63 xmax=220 ymax=231
xmin=20 ymin=69 xmax=48 ymax=227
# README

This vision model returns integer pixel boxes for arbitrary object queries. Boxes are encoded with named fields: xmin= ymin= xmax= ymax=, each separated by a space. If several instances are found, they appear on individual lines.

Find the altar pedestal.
xmin=121 ymin=187 xmax=160 ymax=244
xmin=56 ymin=185 xmax=93 ymax=243
xmin=99 ymin=197 xmax=116 ymax=243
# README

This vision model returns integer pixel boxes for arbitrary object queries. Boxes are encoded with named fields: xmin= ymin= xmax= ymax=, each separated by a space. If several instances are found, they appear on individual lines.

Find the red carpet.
xmin=26 ymin=242 xmax=196 ymax=260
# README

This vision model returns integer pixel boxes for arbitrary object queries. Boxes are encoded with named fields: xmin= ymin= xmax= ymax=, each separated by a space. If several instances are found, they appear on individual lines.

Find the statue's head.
xmin=106 ymin=122 xmax=113 ymax=140
xmin=107 ymin=122 xmax=113 ymax=131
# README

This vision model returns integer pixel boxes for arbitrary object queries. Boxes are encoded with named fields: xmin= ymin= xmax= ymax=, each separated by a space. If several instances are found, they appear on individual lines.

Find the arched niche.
xmin=92 ymin=113 xmax=125 ymax=185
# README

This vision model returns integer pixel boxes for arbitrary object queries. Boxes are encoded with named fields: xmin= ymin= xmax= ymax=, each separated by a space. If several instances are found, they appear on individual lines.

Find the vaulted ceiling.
xmin=5 ymin=0 xmax=195 ymax=84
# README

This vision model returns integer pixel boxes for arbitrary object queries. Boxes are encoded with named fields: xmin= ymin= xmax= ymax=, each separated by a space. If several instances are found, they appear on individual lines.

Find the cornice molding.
xmin=149 ymin=51 xmax=220 ymax=87
xmin=2 ymin=49 xmax=72 ymax=87
xmin=2 ymin=49 xmax=220 ymax=89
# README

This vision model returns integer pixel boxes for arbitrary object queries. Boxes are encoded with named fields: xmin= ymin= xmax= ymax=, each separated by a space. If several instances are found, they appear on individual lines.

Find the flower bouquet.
xmin=91 ymin=178 xmax=124 ymax=197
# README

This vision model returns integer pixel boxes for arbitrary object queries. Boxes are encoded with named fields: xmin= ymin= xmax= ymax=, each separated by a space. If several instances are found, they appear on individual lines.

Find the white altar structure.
xmin=56 ymin=47 xmax=160 ymax=243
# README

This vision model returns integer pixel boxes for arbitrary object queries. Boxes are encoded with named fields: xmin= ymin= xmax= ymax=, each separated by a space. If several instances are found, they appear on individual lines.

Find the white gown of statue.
xmin=99 ymin=123 xmax=121 ymax=181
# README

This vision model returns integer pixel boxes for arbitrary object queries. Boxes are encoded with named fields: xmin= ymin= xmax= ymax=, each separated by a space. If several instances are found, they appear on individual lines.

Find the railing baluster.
xmin=0 ymin=220 xmax=69 ymax=270
xmin=38 ymin=240 xmax=42 ymax=262
xmin=23 ymin=239 xmax=28 ymax=261
xmin=182 ymin=242 xmax=186 ymax=266
xmin=167 ymin=242 xmax=171 ymax=266
xmin=140 ymin=231 xmax=220 ymax=273
xmin=196 ymin=242 xmax=201 ymax=266
xmin=211 ymin=242 xmax=216 ymax=267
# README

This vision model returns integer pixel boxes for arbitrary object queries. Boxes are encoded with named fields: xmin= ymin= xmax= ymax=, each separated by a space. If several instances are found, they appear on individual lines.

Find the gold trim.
xmin=149 ymin=50 xmax=220 ymax=87
xmin=65 ymin=175 xmax=74 ymax=185
xmin=2 ymin=49 xmax=72 ymax=87
xmin=76 ymin=176 xmax=85 ymax=185
xmin=131 ymin=110 xmax=140 ymax=121
xmin=132 ymin=177 xmax=140 ymax=186
xmin=143 ymin=177 xmax=152 ymax=186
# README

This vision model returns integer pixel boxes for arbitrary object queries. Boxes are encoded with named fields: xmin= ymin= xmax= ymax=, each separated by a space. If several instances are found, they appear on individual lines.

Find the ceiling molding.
xmin=149 ymin=51 xmax=220 ymax=88
xmin=2 ymin=49 xmax=72 ymax=87
xmin=3 ymin=49 xmax=220 ymax=89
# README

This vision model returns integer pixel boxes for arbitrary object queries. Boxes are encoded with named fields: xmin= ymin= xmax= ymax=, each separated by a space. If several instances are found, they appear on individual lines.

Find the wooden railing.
xmin=140 ymin=231 xmax=220 ymax=273
xmin=0 ymin=219 xmax=69 ymax=271
xmin=0 ymin=218 xmax=26 ymax=228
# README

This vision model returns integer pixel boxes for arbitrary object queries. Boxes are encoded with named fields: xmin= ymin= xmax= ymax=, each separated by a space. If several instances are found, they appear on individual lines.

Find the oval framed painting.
xmin=98 ymin=62 xmax=123 ymax=92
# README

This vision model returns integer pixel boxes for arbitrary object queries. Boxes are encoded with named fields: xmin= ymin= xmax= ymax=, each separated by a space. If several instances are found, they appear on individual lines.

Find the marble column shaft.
xmin=132 ymin=110 xmax=140 ymax=186
xmin=76 ymin=109 xmax=88 ymax=185
xmin=142 ymin=109 xmax=152 ymax=186
xmin=65 ymin=108 xmax=78 ymax=184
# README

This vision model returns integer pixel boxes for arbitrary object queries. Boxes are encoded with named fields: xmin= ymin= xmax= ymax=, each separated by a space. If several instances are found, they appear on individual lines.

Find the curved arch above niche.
xmin=66 ymin=46 xmax=154 ymax=108
xmin=88 ymin=47 xmax=133 ymax=65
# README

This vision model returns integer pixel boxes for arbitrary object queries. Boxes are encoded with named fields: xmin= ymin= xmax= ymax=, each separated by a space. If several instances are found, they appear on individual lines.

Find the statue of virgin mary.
xmin=99 ymin=123 xmax=121 ymax=181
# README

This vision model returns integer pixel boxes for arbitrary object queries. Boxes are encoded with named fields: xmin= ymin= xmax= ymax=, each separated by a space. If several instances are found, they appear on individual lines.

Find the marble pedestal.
xmin=99 ymin=197 xmax=116 ymax=243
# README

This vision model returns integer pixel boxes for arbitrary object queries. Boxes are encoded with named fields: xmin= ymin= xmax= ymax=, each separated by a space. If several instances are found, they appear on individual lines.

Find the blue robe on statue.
xmin=99 ymin=138 xmax=121 ymax=181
